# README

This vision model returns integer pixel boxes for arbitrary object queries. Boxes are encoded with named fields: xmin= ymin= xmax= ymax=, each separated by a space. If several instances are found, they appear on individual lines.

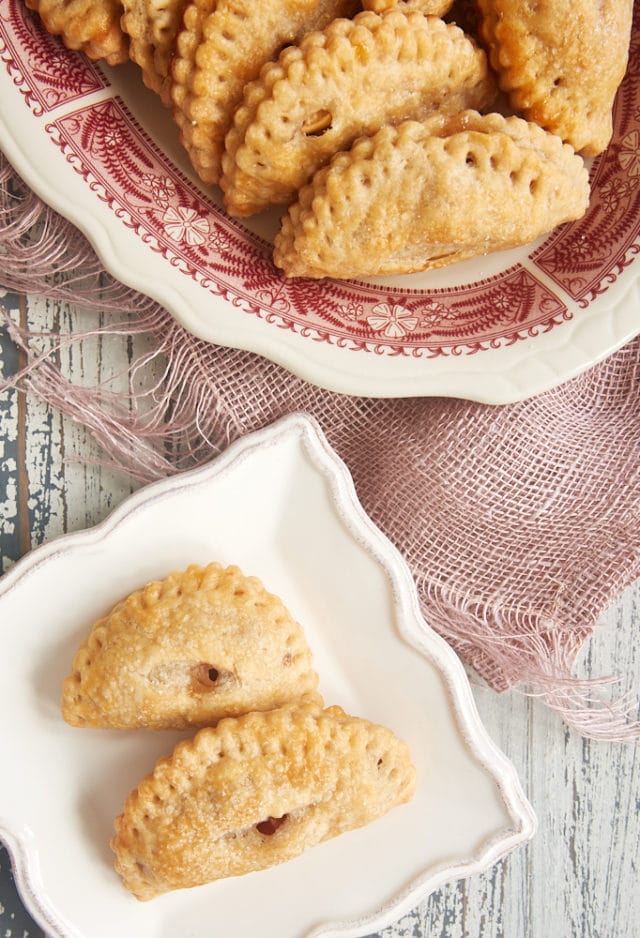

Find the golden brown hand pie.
xmin=171 ymin=0 xmax=360 ymax=185
xmin=273 ymin=111 xmax=591 ymax=279
xmin=24 ymin=0 xmax=129 ymax=64
xmin=220 ymin=10 xmax=496 ymax=217
xmin=121 ymin=0 xmax=187 ymax=104
xmin=475 ymin=0 xmax=633 ymax=156
xmin=111 ymin=704 xmax=416 ymax=898
xmin=61 ymin=562 xmax=321 ymax=729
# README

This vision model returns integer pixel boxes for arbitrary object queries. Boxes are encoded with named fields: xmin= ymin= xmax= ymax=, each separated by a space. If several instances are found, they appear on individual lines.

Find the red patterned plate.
xmin=0 ymin=0 xmax=639 ymax=401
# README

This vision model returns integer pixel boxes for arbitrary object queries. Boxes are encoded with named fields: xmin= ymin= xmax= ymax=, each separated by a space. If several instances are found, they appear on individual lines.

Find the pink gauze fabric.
xmin=1 ymin=151 xmax=640 ymax=740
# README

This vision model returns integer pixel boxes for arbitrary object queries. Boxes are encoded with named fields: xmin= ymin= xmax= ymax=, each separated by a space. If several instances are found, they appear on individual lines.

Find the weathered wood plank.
xmin=0 ymin=293 xmax=24 ymax=569
xmin=0 ymin=294 xmax=45 ymax=937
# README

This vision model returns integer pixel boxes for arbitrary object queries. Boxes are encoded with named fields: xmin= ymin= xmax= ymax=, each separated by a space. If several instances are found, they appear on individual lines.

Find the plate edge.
xmin=0 ymin=412 xmax=536 ymax=938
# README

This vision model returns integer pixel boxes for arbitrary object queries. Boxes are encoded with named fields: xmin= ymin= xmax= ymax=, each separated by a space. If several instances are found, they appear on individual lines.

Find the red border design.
xmin=0 ymin=0 xmax=105 ymax=116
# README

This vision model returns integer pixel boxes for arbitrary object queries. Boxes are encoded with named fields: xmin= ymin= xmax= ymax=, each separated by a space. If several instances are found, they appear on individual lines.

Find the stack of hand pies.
xmin=24 ymin=0 xmax=634 ymax=277
xmin=61 ymin=562 xmax=416 ymax=899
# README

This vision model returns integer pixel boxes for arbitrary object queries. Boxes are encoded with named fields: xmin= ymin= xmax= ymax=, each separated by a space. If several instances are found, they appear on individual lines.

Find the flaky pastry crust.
xmin=170 ymin=0 xmax=360 ymax=185
xmin=220 ymin=10 xmax=496 ymax=217
xmin=61 ymin=562 xmax=321 ymax=729
xmin=121 ymin=0 xmax=187 ymax=104
xmin=475 ymin=0 xmax=633 ymax=156
xmin=25 ymin=0 xmax=129 ymax=64
xmin=273 ymin=111 xmax=590 ymax=278
xmin=111 ymin=704 xmax=416 ymax=898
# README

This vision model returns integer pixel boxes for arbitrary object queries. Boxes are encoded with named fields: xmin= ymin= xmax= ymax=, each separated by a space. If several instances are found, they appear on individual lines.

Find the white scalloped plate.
xmin=0 ymin=1 xmax=638 ymax=401
xmin=0 ymin=414 xmax=535 ymax=938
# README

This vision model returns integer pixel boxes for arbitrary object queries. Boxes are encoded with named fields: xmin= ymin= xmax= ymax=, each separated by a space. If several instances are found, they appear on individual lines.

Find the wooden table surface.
xmin=1 ymin=290 xmax=639 ymax=938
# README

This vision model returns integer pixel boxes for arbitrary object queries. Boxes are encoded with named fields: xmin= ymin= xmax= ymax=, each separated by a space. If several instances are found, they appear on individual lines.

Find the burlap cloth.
xmin=1 ymin=151 xmax=639 ymax=740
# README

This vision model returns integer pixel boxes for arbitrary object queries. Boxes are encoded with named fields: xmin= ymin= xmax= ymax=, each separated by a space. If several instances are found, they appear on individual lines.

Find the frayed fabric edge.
xmin=1 ymin=306 xmax=238 ymax=481
xmin=420 ymin=581 xmax=640 ymax=741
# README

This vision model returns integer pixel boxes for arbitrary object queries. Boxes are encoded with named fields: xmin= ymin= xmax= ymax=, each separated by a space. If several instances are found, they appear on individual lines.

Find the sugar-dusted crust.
xmin=363 ymin=0 xmax=453 ymax=16
xmin=170 ymin=0 xmax=360 ymax=185
xmin=121 ymin=0 xmax=187 ymax=104
xmin=273 ymin=111 xmax=591 ymax=279
xmin=111 ymin=704 xmax=416 ymax=898
xmin=475 ymin=0 xmax=633 ymax=156
xmin=220 ymin=11 xmax=496 ymax=217
xmin=61 ymin=562 xmax=322 ymax=729
xmin=24 ymin=0 xmax=129 ymax=63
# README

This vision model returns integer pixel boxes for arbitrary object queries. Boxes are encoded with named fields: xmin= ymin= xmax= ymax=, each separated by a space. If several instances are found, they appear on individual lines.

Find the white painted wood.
xmin=1 ymin=291 xmax=638 ymax=938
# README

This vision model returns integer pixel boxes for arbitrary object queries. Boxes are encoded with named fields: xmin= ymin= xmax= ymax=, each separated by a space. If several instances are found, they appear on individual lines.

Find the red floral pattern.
xmin=0 ymin=1 xmax=104 ymax=115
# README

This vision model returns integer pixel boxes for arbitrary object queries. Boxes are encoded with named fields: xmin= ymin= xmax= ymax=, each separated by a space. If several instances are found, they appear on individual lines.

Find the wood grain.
xmin=1 ymin=291 xmax=638 ymax=938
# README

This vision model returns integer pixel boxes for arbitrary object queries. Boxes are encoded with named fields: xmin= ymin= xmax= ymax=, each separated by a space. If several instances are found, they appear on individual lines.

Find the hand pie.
xmin=170 ymin=0 xmax=360 ymax=185
xmin=121 ymin=0 xmax=187 ymax=105
xmin=475 ymin=0 xmax=633 ymax=156
xmin=220 ymin=10 xmax=496 ymax=217
xmin=273 ymin=111 xmax=591 ymax=279
xmin=24 ymin=0 xmax=129 ymax=64
xmin=61 ymin=562 xmax=321 ymax=729
xmin=111 ymin=704 xmax=416 ymax=898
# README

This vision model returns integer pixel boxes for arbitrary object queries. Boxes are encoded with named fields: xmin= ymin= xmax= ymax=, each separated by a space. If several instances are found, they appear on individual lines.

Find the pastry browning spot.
xmin=25 ymin=0 xmax=129 ymax=64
